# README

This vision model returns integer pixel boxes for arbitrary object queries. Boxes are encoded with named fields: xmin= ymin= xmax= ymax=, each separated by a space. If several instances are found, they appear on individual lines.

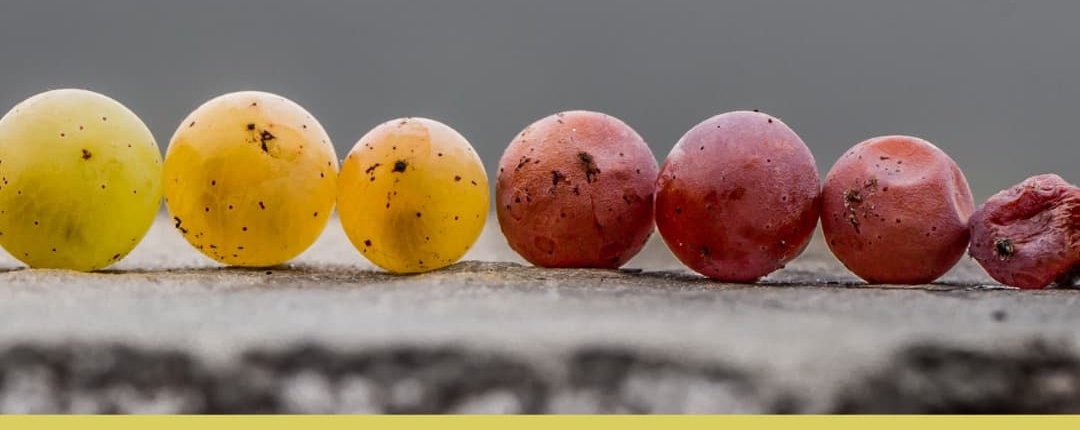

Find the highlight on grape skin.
xmin=968 ymin=174 xmax=1080 ymax=290
xmin=495 ymin=110 xmax=658 ymax=268
xmin=654 ymin=110 xmax=821 ymax=282
xmin=163 ymin=91 xmax=338 ymax=267
xmin=0 ymin=88 xmax=163 ymax=271
xmin=821 ymin=135 xmax=974 ymax=284
xmin=337 ymin=117 xmax=489 ymax=274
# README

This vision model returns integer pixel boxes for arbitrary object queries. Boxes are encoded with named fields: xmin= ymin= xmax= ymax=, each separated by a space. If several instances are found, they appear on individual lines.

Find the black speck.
xmin=393 ymin=160 xmax=407 ymax=172
xmin=364 ymin=239 xmax=372 ymax=247
xmin=365 ymin=163 xmax=381 ymax=175
xmin=259 ymin=130 xmax=276 ymax=152
xmin=992 ymin=310 xmax=1007 ymax=322
xmin=551 ymin=170 xmax=566 ymax=187
xmin=246 ymin=123 xmax=255 ymax=131
xmin=81 ymin=149 xmax=92 ymax=160
xmin=454 ymin=175 xmax=462 ymax=182
xmin=577 ymin=152 xmax=601 ymax=183
xmin=258 ymin=201 xmax=265 ymax=210
xmin=416 ymin=212 xmax=422 ymax=218
xmin=994 ymin=238 xmax=1014 ymax=260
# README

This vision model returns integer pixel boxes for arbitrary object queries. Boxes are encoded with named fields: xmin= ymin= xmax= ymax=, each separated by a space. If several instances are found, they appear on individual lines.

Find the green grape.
xmin=0 ymin=89 xmax=163 ymax=271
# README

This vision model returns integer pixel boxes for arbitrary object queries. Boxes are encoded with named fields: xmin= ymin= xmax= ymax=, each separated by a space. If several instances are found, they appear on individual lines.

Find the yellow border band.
xmin=0 ymin=415 xmax=1078 ymax=430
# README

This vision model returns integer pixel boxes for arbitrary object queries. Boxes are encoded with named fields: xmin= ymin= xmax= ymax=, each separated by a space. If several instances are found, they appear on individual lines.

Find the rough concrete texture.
xmin=0 ymin=215 xmax=1078 ymax=413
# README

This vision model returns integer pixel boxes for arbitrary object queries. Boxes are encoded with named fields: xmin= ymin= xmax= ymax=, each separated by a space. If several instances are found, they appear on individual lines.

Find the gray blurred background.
xmin=0 ymin=0 xmax=1076 ymax=202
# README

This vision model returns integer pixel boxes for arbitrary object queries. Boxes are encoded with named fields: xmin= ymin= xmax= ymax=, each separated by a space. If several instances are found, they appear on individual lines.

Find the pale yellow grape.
xmin=338 ymin=118 xmax=488 ymax=273
xmin=163 ymin=91 xmax=338 ymax=267
xmin=0 ymin=89 xmax=162 ymax=271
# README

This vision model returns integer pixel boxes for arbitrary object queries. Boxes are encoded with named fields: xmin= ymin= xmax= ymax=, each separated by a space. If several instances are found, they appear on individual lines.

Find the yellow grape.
xmin=163 ymin=91 xmax=338 ymax=267
xmin=338 ymin=118 xmax=488 ymax=273
xmin=0 ymin=89 xmax=162 ymax=271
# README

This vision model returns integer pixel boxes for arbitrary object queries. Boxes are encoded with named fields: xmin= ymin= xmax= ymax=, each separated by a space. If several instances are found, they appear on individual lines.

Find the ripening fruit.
xmin=0 ymin=88 xmax=162 ymax=271
xmin=968 ymin=174 xmax=1080 ymax=289
xmin=821 ymin=135 xmax=974 ymax=284
xmin=496 ymin=111 xmax=658 ymax=268
xmin=338 ymin=117 xmax=489 ymax=273
xmin=655 ymin=110 xmax=821 ymax=282
xmin=163 ymin=91 xmax=338 ymax=267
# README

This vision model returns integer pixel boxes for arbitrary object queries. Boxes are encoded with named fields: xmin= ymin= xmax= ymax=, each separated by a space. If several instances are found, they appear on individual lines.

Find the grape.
xmin=821 ymin=135 xmax=974 ymax=284
xmin=495 ymin=111 xmax=658 ymax=268
xmin=655 ymin=110 xmax=820 ymax=281
xmin=163 ymin=91 xmax=338 ymax=267
xmin=338 ymin=117 xmax=488 ymax=273
xmin=968 ymin=174 xmax=1079 ymax=289
xmin=0 ymin=88 xmax=162 ymax=271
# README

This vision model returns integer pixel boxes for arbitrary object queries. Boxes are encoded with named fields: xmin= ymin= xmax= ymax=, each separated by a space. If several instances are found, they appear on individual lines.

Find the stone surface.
xmin=0 ymin=215 xmax=1077 ymax=413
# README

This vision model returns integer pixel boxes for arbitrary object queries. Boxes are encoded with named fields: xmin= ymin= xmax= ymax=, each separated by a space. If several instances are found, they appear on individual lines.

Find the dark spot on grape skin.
xmin=259 ymin=201 xmax=265 ymax=210
xmin=454 ymin=216 xmax=459 ymax=221
xmin=364 ymin=239 xmax=372 ymax=247
xmin=454 ymin=175 xmax=462 ymax=182
xmin=204 ymin=207 xmax=210 ymax=212
xmin=242 ymin=226 xmax=248 ymax=232
xmin=994 ymin=238 xmax=1014 ymax=260
xmin=173 ymin=217 xmax=188 ymax=234
xmin=416 ymin=212 xmax=422 ymax=218
xmin=577 ymin=152 xmax=601 ymax=183
xmin=259 ymin=130 xmax=276 ymax=152
xmin=314 ymin=212 xmax=318 ymax=217
xmin=211 ymin=180 xmax=216 ymax=186
xmin=246 ymin=123 xmax=255 ymax=131
xmin=189 ymin=121 xmax=196 ymax=128
xmin=767 ymin=118 xmax=773 ymax=124
xmin=393 ymin=160 xmax=408 ymax=173
xmin=471 ymin=180 xmax=477 ymax=186
xmin=515 ymin=156 xmax=532 ymax=171
xmin=100 ymin=184 xmax=106 ymax=190
xmin=365 ymin=163 xmax=381 ymax=175
xmin=81 ymin=149 xmax=92 ymax=160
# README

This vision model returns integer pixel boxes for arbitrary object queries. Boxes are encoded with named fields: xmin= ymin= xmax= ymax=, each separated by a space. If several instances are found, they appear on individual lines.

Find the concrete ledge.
xmin=0 ymin=216 xmax=1077 ymax=413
